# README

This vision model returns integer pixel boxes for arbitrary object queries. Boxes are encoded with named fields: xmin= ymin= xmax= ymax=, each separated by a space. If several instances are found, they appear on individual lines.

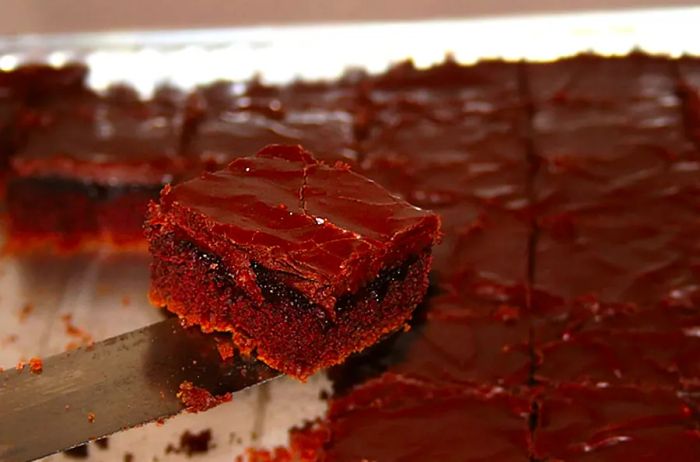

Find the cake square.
xmin=526 ymin=53 xmax=676 ymax=103
xmin=146 ymin=144 xmax=441 ymax=379
xmin=531 ymin=294 xmax=700 ymax=350
xmin=534 ymin=200 xmax=700 ymax=308
xmin=6 ymin=85 xmax=187 ymax=251
xmin=530 ymin=97 xmax=698 ymax=216
xmin=319 ymin=375 xmax=532 ymax=462
xmin=185 ymin=79 xmax=360 ymax=170
xmin=532 ymin=383 xmax=700 ymax=461
xmin=367 ymin=59 xmax=522 ymax=110
xmin=359 ymin=113 xmax=530 ymax=208
xmin=385 ymin=304 xmax=531 ymax=388
xmin=0 ymin=63 xmax=88 ymax=170
xmin=534 ymin=327 xmax=700 ymax=388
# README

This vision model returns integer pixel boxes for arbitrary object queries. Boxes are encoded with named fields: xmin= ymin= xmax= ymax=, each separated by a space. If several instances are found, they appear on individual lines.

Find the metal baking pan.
xmin=0 ymin=6 xmax=698 ymax=461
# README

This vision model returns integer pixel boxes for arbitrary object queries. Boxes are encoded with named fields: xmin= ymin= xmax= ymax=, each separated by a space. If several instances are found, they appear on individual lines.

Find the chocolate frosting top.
xmin=157 ymin=144 xmax=440 ymax=311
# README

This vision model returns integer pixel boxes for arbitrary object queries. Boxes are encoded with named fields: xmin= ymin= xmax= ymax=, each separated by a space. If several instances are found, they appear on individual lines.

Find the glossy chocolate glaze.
xmin=367 ymin=58 xmax=522 ymax=109
xmin=533 ymin=383 xmax=700 ymax=460
xmin=315 ymin=54 xmax=700 ymax=462
xmin=526 ymin=53 xmax=677 ymax=103
xmin=356 ymin=63 xmax=532 ymax=288
xmin=157 ymin=145 xmax=440 ymax=311
xmin=534 ymin=199 xmax=700 ymax=307
xmin=529 ymin=55 xmax=700 ymax=312
xmin=323 ymin=375 xmax=532 ymax=462
xmin=384 ymin=304 xmax=531 ymax=388
xmin=534 ymin=327 xmax=700 ymax=388
xmin=186 ymin=108 xmax=357 ymax=167
xmin=359 ymin=119 xmax=530 ymax=210
xmin=185 ymin=78 xmax=362 ymax=167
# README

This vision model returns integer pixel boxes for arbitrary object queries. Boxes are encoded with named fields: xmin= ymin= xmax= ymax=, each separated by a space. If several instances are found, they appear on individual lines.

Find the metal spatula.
xmin=0 ymin=317 xmax=281 ymax=462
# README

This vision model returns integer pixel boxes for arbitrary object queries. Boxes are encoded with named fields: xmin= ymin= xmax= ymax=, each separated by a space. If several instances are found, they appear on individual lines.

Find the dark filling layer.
xmin=182 ymin=235 xmax=419 ymax=327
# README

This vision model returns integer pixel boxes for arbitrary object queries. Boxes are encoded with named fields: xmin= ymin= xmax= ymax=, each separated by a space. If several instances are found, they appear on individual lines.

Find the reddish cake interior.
xmin=5 ymin=177 xmax=161 ymax=251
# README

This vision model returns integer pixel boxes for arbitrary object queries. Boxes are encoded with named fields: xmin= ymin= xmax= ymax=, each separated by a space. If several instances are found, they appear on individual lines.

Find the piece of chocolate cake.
xmin=6 ymin=85 xmax=187 ymax=251
xmin=146 ymin=144 xmax=440 ymax=379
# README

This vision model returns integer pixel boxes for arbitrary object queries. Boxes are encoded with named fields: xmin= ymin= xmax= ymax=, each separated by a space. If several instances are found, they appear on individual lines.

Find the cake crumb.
xmin=165 ymin=429 xmax=213 ymax=456
xmin=63 ymin=444 xmax=89 ymax=459
xmin=123 ymin=453 xmax=134 ymax=462
xmin=121 ymin=295 xmax=131 ymax=307
xmin=95 ymin=437 xmax=109 ymax=449
xmin=61 ymin=314 xmax=94 ymax=350
xmin=237 ymin=447 xmax=292 ymax=462
xmin=15 ymin=359 xmax=26 ymax=372
xmin=215 ymin=337 xmax=235 ymax=361
xmin=239 ymin=421 xmax=327 ymax=462
xmin=29 ymin=357 xmax=43 ymax=374
xmin=87 ymin=412 xmax=96 ymax=423
xmin=17 ymin=303 xmax=34 ymax=322
xmin=177 ymin=381 xmax=232 ymax=413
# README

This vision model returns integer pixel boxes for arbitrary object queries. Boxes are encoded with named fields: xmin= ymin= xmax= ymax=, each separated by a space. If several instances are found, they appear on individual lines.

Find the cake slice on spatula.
xmin=146 ymin=144 xmax=441 ymax=380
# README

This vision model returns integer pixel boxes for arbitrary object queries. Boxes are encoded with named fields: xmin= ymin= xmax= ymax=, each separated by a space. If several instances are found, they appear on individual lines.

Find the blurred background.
xmin=0 ymin=0 xmax=695 ymax=35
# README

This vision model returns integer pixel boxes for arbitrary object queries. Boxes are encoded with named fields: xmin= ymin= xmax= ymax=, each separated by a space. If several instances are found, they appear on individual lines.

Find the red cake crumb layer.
xmin=5 ymin=178 xmax=158 ymax=252
xmin=149 ymin=228 xmax=432 ymax=380
xmin=184 ymin=74 xmax=365 ymax=170
xmin=176 ymin=381 xmax=232 ymax=413
xmin=28 ymin=357 xmax=42 ymax=374
xmin=165 ymin=429 xmax=213 ymax=456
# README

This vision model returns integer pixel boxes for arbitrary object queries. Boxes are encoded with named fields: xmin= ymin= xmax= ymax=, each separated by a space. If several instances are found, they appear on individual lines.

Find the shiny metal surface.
xmin=0 ymin=317 xmax=280 ymax=462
